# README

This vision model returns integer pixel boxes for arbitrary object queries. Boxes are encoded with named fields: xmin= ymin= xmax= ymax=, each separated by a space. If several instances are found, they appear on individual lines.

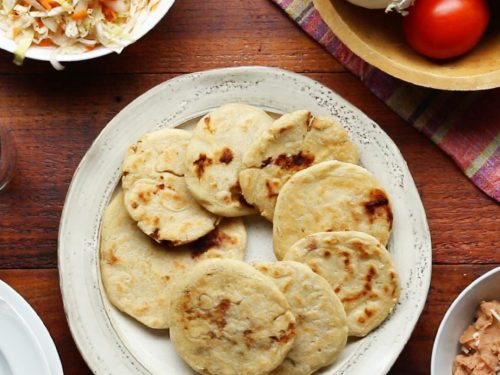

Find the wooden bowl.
xmin=313 ymin=0 xmax=500 ymax=90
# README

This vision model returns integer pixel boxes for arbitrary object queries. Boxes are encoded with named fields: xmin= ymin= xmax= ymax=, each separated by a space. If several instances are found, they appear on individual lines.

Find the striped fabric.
xmin=272 ymin=0 xmax=500 ymax=201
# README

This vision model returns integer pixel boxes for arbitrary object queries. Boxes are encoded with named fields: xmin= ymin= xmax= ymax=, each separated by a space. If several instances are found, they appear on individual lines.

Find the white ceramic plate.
xmin=0 ymin=280 xmax=63 ymax=375
xmin=431 ymin=267 xmax=500 ymax=375
xmin=0 ymin=0 xmax=175 ymax=63
xmin=58 ymin=66 xmax=431 ymax=375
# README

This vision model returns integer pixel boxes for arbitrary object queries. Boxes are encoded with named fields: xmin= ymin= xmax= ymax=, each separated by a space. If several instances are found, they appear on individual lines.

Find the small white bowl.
xmin=431 ymin=266 xmax=500 ymax=375
xmin=0 ymin=0 xmax=175 ymax=64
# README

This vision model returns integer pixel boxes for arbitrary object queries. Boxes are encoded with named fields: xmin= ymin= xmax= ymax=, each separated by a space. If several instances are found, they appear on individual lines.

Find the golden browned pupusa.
xmin=184 ymin=103 xmax=274 ymax=217
xmin=254 ymin=261 xmax=348 ymax=375
xmin=273 ymin=160 xmax=393 ymax=260
xmin=285 ymin=231 xmax=400 ymax=337
xmin=240 ymin=110 xmax=359 ymax=221
xmin=99 ymin=191 xmax=246 ymax=329
xmin=169 ymin=259 xmax=296 ymax=375
xmin=121 ymin=128 xmax=219 ymax=244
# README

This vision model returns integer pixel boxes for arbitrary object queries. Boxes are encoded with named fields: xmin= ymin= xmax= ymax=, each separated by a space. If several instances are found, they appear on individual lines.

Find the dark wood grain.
xmin=0 ymin=0 xmax=498 ymax=373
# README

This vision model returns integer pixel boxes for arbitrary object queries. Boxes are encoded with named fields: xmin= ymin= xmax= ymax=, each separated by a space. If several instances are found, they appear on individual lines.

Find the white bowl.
xmin=0 ymin=0 xmax=175 ymax=63
xmin=431 ymin=266 xmax=500 ymax=375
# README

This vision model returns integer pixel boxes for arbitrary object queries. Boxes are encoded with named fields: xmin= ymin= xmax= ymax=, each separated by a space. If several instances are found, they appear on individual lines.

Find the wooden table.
xmin=0 ymin=0 xmax=498 ymax=373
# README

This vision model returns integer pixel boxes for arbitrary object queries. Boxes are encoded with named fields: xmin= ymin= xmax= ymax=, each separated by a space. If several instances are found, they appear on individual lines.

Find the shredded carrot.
xmin=149 ymin=1 xmax=159 ymax=11
xmin=84 ymin=45 xmax=95 ymax=51
xmin=36 ymin=38 xmax=54 ymax=46
xmin=71 ymin=10 xmax=88 ymax=20
xmin=39 ymin=0 xmax=53 ymax=9
xmin=12 ymin=27 xmax=21 ymax=39
xmin=38 ymin=0 xmax=59 ymax=9
xmin=102 ymin=5 xmax=116 ymax=21
xmin=37 ymin=18 xmax=44 ymax=27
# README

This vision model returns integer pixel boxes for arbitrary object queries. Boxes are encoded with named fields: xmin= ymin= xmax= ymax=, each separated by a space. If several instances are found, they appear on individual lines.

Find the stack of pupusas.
xmin=100 ymin=103 xmax=400 ymax=375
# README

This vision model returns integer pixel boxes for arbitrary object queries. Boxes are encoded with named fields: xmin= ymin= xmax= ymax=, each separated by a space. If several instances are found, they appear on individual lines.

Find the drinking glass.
xmin=0 ymin=128 xmax=15 ymax=192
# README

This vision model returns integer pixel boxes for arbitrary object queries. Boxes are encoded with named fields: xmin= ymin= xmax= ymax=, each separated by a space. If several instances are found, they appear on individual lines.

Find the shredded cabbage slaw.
xmin=0 ymin=0 xmax=157 ymax=68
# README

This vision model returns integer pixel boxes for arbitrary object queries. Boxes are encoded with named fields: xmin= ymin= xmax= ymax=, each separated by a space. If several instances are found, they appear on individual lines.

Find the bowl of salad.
xmin=313 ymin=0 xmax=500 ymax=90
xmin=0 ymin=0 xmax=175 ymax=69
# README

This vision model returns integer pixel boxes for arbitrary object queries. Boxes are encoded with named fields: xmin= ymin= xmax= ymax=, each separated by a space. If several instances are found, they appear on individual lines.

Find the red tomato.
xmin=403 ymin=0 xmax=490 ymax=59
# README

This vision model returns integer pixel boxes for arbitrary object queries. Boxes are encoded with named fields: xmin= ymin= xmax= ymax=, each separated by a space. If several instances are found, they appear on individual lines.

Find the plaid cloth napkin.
xmin=272 ymin=0 xmax=500 ymax=201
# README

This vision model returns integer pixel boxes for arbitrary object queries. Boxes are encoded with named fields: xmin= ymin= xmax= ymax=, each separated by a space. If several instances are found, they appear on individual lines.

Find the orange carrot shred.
xmin=71 ymin=10 xmax=88 ymax=20
xmin=102 ymin=6 xmax=116 ymax=21
xmin=37 ymin=39 xmax=54 ymax=46
xmin=39 ymin=0 xmax=53 ymax=10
